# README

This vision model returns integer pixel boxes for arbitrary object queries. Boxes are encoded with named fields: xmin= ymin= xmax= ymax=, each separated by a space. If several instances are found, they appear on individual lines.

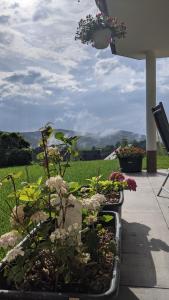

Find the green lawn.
xmin=0 ymin=156 xmax=169 ymax=259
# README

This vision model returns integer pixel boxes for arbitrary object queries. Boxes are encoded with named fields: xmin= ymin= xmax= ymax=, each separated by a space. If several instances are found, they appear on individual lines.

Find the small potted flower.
xmin=75 ymin=13 xmax=126 ymax=49
xmin=115 ymin=145 xmax=146 ymax=173
xmin=80 ymin=172 xmax=137 ymax=216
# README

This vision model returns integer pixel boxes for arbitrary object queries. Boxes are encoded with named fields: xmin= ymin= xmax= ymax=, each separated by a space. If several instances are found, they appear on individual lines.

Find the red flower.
xmin=109 ymin=172 xmax=125 ymax=182
xmin=126 ymin=178 xmax=137 ymax=191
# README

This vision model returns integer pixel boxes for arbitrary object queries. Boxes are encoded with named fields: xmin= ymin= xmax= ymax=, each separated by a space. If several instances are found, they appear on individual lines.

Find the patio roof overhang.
xmin=95 ymin=0 xmax=169 ymax=173
xmin=96 ymin=0 xmax=169 ymax=59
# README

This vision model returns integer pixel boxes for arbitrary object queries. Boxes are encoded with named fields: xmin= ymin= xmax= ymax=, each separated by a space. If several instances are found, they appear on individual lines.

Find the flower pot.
xmin=119 ymin=156 xmax=143 ymax=173
xmin=92 ymin=28 xmax=111 ymax=49
xmin=101 ymin=191 xmax=124 ymax=217
xmin=0 ymin=211 xmax=121 ymax=300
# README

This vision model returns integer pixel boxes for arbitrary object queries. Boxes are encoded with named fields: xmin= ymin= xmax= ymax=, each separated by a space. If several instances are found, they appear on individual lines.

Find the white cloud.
xmin=94 ymin=57 xmax=145 ymax=93
xmin=0 ymin=66 xmax=85 ymax=105
xmin=0 ymin=0 xmax=169 ymax=135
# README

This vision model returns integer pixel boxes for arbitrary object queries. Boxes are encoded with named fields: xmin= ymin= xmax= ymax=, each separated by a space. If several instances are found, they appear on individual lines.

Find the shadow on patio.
xmin=116 ymin=171 xmax=169 ymax=299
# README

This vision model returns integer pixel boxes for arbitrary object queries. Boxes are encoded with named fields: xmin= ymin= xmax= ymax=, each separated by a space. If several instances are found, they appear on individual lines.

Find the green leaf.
xmin=55 ymin=132 xmax=65 ymax=142
xmin=67 ymin=136 xmax=79 ymax=146
xmin=71 ymin=150 xmax=79 ymax=157
xmin=68 ymin=181 xmax=81 ymax=192
xmin=18 ymin=185 xmax=41 ymax=202
xmin=37 ymin=176 xmax=43 ymax=185
xmin=101 ymin=214 xmax=114 ymax=223
xmin=37 ymin=152 xmax=44 ymax=160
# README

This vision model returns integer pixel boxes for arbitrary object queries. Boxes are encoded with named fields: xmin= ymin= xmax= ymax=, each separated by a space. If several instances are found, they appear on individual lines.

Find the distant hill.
xmin=20 ymin=129 xmax=145 ymax=149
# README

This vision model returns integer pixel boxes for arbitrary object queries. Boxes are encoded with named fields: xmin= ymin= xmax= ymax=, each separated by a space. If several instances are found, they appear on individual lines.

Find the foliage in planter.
xmin=79 ymin=171 xmax=137 ymax=206
xmin=115 ymin=145 xmax=145 ymax=159
xmin=0 ymin=125 xmax=118 ymax=294
xmin=75 ymin=13 xmax=126 ymax=46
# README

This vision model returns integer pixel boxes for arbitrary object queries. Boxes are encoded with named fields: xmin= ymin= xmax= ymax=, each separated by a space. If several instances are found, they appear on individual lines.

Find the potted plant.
xmin=0 ymin=126 xmax=121 ymax=299
xmin=79 ymin=172 xmax=137 ymax=216
xmin=115 ymin=145 xmax=145 ymax=173
xmin=75 ymin=13 xmax=126 ymax=49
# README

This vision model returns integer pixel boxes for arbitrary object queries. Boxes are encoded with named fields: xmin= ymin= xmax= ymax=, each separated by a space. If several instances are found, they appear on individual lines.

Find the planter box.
xmin=0 ymin=212 xmax=121 ymax=300
xmin=101 ymin=191 xmax=124 ymax=217
xmin=119 ymin=156 xmax=143 ymax=173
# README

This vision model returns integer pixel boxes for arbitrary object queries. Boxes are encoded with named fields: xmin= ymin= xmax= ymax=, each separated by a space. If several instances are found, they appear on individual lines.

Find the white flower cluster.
xmin=82 ymin=193 xmax=106 ymax=211
xmin=6 ymin=247 xmax=24 ymax=263
xmin=46 ymin=176 xmax=68 ymax=194
xmin=67 ymin=194 xmax=77 ymax=205
xmin=30 ymin=211 xmax=48 ymax=223
xmin=50 ymin=194 xmax=60 ymax=207
xmin=85 ymin=215 xmax=97 ymax=225
xmin=79 ymin=252 xmax=90 ymax=264
xmin=10 ymin=205 xmax=25 ymax=226
xmin=50 ymin=223 xmax=79 ymax=242
xmin=47 ymin=147 xmax=60 ymax=157
xmin=50 ymin=193 xmax=76 ymax=209
xmin=0 ymin=230 xmax=21 ymax=249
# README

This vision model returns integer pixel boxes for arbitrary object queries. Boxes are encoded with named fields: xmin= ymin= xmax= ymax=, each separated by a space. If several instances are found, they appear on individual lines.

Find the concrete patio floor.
xmin=117 ymin=170 xmax=169 ymax=300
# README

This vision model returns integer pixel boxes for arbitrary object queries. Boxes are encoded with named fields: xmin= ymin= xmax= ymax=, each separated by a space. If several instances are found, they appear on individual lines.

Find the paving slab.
xmin=118 ymin=171 xmax=169 ymax=299
xmin=117 ymin=286 xmax=169 ymax=300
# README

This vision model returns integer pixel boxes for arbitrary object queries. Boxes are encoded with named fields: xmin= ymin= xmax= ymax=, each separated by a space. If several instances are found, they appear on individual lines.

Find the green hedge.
xmin=0 ymin=149 xmax=32 ymax=167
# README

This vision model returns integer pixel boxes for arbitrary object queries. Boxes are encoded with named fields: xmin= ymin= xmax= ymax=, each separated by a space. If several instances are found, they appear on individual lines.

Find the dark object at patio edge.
xmin=119 ymin=156 xmax=143 ymax=173
xmin=0 ymin=211 xmax=121 ymax=300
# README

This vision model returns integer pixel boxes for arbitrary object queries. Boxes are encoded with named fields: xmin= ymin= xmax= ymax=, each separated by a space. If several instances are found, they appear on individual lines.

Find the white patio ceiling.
xmin=98 ymin=0 xmax=169 ymax=59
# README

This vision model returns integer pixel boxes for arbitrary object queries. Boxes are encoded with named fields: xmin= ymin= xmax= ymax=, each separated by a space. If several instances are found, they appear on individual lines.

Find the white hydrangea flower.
xmin=80 ymin=252 xmax=90 ymax=264
xmin=68 ymin=194 xmax=76 ymax=205
xmin=82 ymin=198 xmax=100 ymax=211
xmin=30 ymin=211 xmax=48 ymax=223
xmin=10 ymin=205 xmax=25 ymax=226
xmin=50 ymin=228 xmax=67 ymax=242
xmin=6 ymin=247 xmax=24 ymax=263
xmin=91 ymin=194 xmax=106 ymax=205
xmin=46 ymin=176 xmax=68 ymax=194
xmin=50 ymin=229 xmax=61 ymax=242
xmin=47 ymin=147 xmax=60 ymax=157
xmin=50 ymin=194 xmax=61 ymax=207
xmin=85 ymin=215 xmax=97 ymax=225
xmin=0 ymin=231 xmax=21 ymax=249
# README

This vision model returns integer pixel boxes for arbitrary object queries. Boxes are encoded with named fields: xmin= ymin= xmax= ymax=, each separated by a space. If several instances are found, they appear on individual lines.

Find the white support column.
xmin=146 ymin=51 xmax=157 ymax=173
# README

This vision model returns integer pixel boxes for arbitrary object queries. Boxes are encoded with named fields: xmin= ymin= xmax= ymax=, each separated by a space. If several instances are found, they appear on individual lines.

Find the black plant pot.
xmin=101 ymin=191 xmax=124 ymax=217
xmin=0 ymin=212 xmax=121 ymax=300
xmin=119 ymin=156 xmax=143 ymax=173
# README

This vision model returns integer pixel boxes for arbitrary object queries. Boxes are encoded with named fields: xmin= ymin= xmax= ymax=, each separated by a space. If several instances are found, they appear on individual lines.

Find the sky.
xmin=0 ymin=0 xmax=169 ymax=135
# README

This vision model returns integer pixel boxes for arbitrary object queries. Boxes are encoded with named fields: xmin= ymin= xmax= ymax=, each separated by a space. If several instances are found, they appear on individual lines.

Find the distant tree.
xmin=0 ymin=132 xmax=32 ymax=167
xmin=79 ymin=149 xmax=101 ymax=161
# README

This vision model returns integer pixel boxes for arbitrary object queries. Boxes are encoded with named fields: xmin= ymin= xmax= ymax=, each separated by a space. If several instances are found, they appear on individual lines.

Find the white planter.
xmin=92 ymin=28 xmax=112 ymax=49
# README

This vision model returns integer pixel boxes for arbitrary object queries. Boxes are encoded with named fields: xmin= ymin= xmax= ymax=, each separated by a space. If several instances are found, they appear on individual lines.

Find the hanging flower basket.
xmin=75 ymin=13 xmax=126 ymax=49
xmin=92 ymin=28 xmax=111 ymax=49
